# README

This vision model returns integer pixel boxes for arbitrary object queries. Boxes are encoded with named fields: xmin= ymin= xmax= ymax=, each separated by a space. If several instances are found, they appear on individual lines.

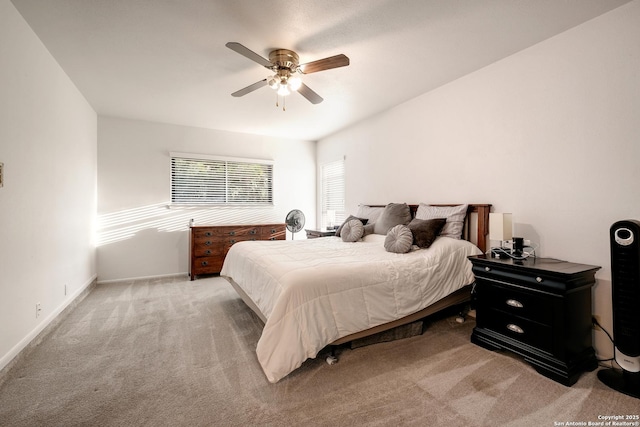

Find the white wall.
xmin=0 ymin=1 xmax=97 ymax=371
xmin=97 ymin=116 xmax=316 ymax=282
xmin=318 ymin=1 xmax=640 ymax=358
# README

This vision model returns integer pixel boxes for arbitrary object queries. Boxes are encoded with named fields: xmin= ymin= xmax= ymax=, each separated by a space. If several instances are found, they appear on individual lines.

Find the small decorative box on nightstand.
xmin=469 ymin=255 xmax=601 ymax=386
xmin=305 ymin=229 xmax=337 ymax=239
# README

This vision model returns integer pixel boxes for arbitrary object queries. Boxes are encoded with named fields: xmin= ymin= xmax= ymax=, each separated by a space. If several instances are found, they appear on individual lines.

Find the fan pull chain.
xmin=275 ymin=94 xmax=286 ymax=111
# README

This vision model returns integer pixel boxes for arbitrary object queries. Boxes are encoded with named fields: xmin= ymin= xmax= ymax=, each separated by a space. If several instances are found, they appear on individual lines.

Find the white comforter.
xmin=220 ymin=234 xmax=481 ymax=383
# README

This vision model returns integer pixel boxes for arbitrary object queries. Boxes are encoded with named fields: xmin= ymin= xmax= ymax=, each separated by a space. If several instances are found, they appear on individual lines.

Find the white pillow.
xmin=355 ymin=205 xmax=385 ymax=224
xmin=415 ymin=204 xmax=468 ymax=239
xmin=341 ymin=219 xmax=365 ymax=242
xmin=384 ymin=224 xmax=413 ymax=253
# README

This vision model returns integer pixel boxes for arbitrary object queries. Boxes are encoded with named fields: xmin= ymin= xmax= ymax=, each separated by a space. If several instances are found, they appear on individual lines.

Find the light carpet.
xmin=0 ymin=276 xmax=637 ymax=426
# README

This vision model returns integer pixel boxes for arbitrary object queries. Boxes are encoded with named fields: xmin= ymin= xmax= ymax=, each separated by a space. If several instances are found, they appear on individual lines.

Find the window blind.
xmin=321 ymin=159 xmax=345 ymax=228
xmin=171 ymin=154 xmax=273 ymax=205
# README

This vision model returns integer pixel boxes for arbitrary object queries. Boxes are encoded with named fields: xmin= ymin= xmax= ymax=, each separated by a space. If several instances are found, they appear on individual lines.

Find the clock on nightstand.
xmin=469 ymin=255 xmax=601 ymax=386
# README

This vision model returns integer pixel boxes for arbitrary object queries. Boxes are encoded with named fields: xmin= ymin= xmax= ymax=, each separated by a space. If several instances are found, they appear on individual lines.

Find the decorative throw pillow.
xmin=341 ymin=219 xmax=365 ymax=242
xmin=362 ymin=223 xmax=375 ymax=237
xmin=408 ymin=218 xmax=447 ymax=248
xmin=384 ymin=224 xmax=413 ymax=253
xmin=415 ymin=204 xmax=468 ymax=239
xmin=335 ymin=215 xmax=368 ymax=237
xmin=373 ymin=203 xmax=412 ymax=235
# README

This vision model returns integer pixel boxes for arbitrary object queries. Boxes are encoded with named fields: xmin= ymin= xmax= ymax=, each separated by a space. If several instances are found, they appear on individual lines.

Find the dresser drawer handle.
xmin=201 ymin=261 xmax=208 ymax=267
xmin=229 ymin=231 xmax=236 ymax=236
xmin=536 ymin=276 xmax=543 ymax=283
xmin=485 ymin=267 xmax=491 ymax=272
xmin=230 ymin=239 xmax=236 ymax=244
xmin=271 ymin=228 xmax=277 ymax=233
xmin=205 ymin=231 xmax=212 ymax=237
xmin=270 ymin=237 xmax=276 ymax=240
xmin=204 ymin=241 xmax=212 ymax=246
xmin=204 ymin=249 xmax=212 ymax=255
xmin=507 ymin=324 xmax=524 ymax=334
xmin=506 ymin=299 xmax=523 ymax=308
xmin=250 ymin=229 xmax=257 ymax=235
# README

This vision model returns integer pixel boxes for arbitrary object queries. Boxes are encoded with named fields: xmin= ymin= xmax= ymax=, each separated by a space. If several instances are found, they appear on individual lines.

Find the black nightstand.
xmin=305 ymin=229 xmax=336 ymax=239
xmin=469 ymin=255 xmax=600 ymax=386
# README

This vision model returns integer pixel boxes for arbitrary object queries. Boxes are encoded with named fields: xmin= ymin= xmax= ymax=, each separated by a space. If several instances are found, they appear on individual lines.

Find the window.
xmin=321 ymin=158 xmax=345 ymax=228
xmin=170 ymin=152 xmax=273 ymax=205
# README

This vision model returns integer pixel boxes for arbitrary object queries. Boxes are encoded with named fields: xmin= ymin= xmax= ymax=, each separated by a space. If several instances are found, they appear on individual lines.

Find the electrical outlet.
xmin=36 ymin=302 xmax=42 ymax=318
xmin=592 ymin=315 xmax=602 ymax=330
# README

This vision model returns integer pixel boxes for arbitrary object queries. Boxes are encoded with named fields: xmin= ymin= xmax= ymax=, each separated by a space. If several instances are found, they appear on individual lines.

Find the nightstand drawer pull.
xmin=536 ymin=277 xmax=543 ymax=283
xmin=506 ymin=299 xmax=524 ymax=308
xmin=485 ymin=267 xmax=491 ymax=272
xmin=507 ymin=324 xmax=524 ymax=334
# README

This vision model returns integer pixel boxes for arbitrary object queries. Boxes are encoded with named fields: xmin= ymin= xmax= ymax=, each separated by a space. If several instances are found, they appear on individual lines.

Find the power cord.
xmin=489 ymin=244 xmax=537 ymax=261
xmin=592 ymin=316 xmax=617 ymax=367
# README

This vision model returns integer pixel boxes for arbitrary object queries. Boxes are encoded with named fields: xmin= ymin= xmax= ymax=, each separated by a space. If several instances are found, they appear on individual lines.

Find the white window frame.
xmin=320 ymin=158 xmax=345 ymax=229
xmin=170 ymin=152 xmax=274 ymax=206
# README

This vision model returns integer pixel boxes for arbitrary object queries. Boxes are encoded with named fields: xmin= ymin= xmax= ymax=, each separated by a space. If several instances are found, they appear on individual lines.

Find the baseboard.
xmin=97 ymin=272 xmax=188 ymax=285
xmin=0 ymin=274 xmax=97 ymax=387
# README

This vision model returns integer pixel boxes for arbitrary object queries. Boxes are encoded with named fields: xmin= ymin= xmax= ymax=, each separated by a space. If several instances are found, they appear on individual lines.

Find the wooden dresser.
xmin=189 ymin=223 xmax=286 ymax=280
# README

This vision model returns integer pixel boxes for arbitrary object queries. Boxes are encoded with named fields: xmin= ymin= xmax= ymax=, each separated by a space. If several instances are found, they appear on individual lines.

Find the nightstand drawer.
xmin=484 ymin=309 xmax=554 ymax=354
xmin=479 ymin=280 xmax=553 ymax=325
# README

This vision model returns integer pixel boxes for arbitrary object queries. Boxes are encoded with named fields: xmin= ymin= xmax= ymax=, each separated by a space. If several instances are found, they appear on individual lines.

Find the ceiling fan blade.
xmin=299 ymin=54 xmax=349 ymax=74
xmin=226 ymin=42 xmax=272 ymax=68
xmin=231 ymin=79 xmax=268 ymax=97
xmin=297 ymin=83 xmax=323 ymax=104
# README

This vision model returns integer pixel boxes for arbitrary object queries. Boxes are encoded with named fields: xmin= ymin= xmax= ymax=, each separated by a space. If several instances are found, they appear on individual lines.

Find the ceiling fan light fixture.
xmin=267 ymin=75 xmax=279 ymax=89
xmin=277 ymin=84 xmax=290 ymax=96
xmin=288 ymin=75 xmax=302 ymax=91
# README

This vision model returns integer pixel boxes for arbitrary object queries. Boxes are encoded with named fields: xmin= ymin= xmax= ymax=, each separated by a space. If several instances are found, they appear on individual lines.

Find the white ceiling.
xmin=11 ymin=0 xmax=632 ymax=141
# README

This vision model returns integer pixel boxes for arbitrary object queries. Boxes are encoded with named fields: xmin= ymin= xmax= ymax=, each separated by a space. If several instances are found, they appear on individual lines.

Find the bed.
xmin=220 ymin=203 xmax=491 ymax=383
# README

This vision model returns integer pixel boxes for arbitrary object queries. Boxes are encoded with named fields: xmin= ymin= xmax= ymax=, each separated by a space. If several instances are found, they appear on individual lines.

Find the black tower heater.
xmin=598 ymin=220 xmax=640 ymax=399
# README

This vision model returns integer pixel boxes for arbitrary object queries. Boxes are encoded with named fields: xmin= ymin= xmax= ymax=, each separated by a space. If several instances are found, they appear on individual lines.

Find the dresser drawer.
xmin=262 ymin=226 xmax=285 ymax=240
xmin=191 ymin=244 xmax=225 ymax=258
xmin=191 ymin=257 xmax=224 ymax=274
xmin=478 ymin=280 xmax=554 ymax=325
xmin=484 ymin=308 xmax=554 ymax=354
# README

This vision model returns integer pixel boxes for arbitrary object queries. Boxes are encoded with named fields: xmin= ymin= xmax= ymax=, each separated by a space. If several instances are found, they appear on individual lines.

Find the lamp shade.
xmin=489 ymin=213 xmax=513 ymax=241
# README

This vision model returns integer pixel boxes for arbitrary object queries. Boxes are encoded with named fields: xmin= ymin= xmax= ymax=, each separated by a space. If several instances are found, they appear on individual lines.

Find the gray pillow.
xmin=408 ymin=218 xmax=446 ymax=248
xmin=415 ymin=204 xmax=468 ymax=239
xmin=336 ymin=215 xmax=368 ymax=237
xmin=341 ymin=219 xmax=365 ymax=242
xmin=373 ymin=203 xmax=412 ymax=235
xmin=384 ymin=224 xmax=413 ymax=253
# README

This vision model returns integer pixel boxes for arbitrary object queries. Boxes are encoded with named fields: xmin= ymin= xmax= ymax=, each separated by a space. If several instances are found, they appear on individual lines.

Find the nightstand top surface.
xmin=469 ymin=255 xmax=601 ymax=276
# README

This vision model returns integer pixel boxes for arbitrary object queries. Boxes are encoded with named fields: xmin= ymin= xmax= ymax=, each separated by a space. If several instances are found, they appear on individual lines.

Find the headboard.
xmin=364 ymin=203 xmax=491 ymax=253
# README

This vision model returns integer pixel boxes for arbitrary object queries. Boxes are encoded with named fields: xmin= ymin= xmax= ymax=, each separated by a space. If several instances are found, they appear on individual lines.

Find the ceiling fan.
xmin=226 ymin=42 xmax=349 ymax=107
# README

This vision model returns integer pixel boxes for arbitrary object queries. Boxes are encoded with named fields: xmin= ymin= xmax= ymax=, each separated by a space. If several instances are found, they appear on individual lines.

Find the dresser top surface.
xmin=190 ymin=223 xmax=285 ymax=229
xmin=469 ymin=255 xmax=601 ymax=276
